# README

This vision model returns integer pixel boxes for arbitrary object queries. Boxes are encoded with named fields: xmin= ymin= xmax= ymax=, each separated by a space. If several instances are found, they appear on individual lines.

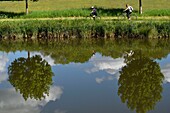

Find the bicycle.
xmin=86 ymin=14 xmax=101 ymax=20
xmin=117 ymin=12 xmax=137 ymax=20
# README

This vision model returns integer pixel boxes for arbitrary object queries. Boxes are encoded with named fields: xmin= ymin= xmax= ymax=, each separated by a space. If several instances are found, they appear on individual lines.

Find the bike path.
xmin=0 ymin=16 xmax=169 ymax=21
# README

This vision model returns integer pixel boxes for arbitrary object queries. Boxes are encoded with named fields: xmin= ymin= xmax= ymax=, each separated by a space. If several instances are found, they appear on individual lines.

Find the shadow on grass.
xmin=0 ymin=8 xmax=138 ymax=18
xmin=98 ymin=8 xmax=125 ymax=16
xmin=83 ymin=7 xmax=138 ymax=16
xmin=0 ymin=11 xmax=25 ymax=18
xmin=83 ymin=7 xmax=125 ymax=16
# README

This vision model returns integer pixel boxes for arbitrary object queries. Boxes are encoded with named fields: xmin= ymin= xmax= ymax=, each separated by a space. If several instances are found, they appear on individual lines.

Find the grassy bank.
xmin=0 ymin=0 xmax=170 ymax=18
xmin=0 ymin=20 xmax=169 ymax=40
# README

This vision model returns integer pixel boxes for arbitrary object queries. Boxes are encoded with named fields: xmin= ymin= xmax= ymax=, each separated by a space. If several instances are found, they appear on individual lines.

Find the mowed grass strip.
xmin=0 ymin=0 xmax=170 ymax=18
xmin=0 ymin=0 xmax=170 ymax=11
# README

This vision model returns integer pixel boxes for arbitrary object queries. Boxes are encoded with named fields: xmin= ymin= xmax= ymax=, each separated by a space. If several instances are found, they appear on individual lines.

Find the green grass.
xmin=143 ymin=9 xmax=170 ymax=16
xmin=0 ymin=20 xmax=169 ymax=39
xmin=1 ymin=8 xmax=170 ymax=19
xmin=0 ymin=0 xmax=170 ymax=11
xmin=0 ymin=0 xmax=170 ymax=18
xmin=21 ymin=9 xmax=91 ymax=18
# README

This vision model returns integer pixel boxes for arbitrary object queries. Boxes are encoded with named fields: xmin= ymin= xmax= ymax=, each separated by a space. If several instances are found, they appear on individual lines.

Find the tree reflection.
xmin=118 ymin=50 xmax=164 ymax=113
xmin=8 ymin=53 xmax=54 ymax=101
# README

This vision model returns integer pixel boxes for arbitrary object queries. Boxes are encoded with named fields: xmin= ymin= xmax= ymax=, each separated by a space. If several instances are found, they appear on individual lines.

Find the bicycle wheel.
xmin=86 ymin=15 xmax=101 ymax=20
xmin=130 ymin=13 xmax=138 ymax=20
xmin=117 ymin=13 xmax=126 ymax=20
xmin=93 ymin=15 xmax=101 ymax=20
xmin=86 ymin=16 xmax=93 ymax=20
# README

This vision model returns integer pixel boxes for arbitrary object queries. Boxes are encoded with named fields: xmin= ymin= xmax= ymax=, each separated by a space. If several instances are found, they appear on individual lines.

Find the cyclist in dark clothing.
xmin=90 ymin=6 xmax=97 ymax=17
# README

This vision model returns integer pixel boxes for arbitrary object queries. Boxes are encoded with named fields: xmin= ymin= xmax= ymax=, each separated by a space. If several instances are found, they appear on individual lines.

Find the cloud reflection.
xmin=161 ymin=64 xmax=170 ymax=83
xmin=86 ymin=53 xmax=126 ymax=84
xmin=95 ymin=77 xmax=105 ymax=84
xmin=0 ymin=53 xmax=9 ymax=83
xmin=88 ymin=53 xmax=170 ymax=84
xmin=0 ymin=86 xmax=63 ymax=113
xmin=31 ymin=52 xmax=55 ymax=66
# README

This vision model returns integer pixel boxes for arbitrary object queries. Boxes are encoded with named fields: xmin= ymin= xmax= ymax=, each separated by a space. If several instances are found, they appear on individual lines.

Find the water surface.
xmin=0 ymin=39 xmax=170 ymax=113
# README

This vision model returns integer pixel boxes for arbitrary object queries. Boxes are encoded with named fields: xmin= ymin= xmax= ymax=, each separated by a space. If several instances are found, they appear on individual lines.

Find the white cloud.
xmin=31 ymin=52 xmax=55 ymax=66
xmin=0 ymin=53 xmax=9 ymax=83
xmin=161 ymin=64 xmax=170 ymax=83
xmin=0 ymin=86 xmax=63 ymax=113
xmin=86 ymin=53 xmax=125 ymax=84
xmin=87 ymin=53 xmax=125 ymax=74
xmin=96 ymin=77 xmax=105 ymax=84
xmin=0 ymin=73 xmax=8 ymax=84
xmin=44 ymin=86 xmax=63 ymax=102
xmin=95 ymin=71 xmax=120 ymax=84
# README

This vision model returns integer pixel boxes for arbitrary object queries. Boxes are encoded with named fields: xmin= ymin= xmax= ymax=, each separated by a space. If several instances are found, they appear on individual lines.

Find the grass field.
xmin=0 ymin=0 xmax=170 ymax=18
xmin=0 ymin=0 xmax=170 ymax=12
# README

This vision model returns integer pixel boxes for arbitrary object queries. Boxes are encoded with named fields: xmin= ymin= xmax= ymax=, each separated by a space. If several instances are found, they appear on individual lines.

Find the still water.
xmin=0 ymin=39 xmax=170 ymax=113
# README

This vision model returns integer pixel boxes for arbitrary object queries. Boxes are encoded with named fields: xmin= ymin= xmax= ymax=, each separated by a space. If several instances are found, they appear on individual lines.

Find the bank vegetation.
xmin=0 ymin=20 xmax=169 ymax=42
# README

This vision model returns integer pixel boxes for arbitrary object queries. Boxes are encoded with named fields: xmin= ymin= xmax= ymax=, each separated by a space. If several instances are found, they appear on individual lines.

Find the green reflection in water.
xmin=118 ymin=50 xmax=164 ymax=113
xmin=1 ymin=39 xmax=170 ymax=64
xmin=8 ymin=52 xmax=54 ymax=100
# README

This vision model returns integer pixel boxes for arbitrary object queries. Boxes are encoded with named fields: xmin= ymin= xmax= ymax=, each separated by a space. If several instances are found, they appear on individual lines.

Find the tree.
xmin=0 ymin=0 xmax=39 ymax=14
xmin=139 ymin=0 xmax=142 ymax=14
xmin=26 ymin=0 xmax=39 ymax=14
xmin=118 ymin=50 xmax=164 ymax=113
xmin=25 ymin=0 xmax=28 ymax=14
xmin=8 ymin=53 xmax=54 ymax=100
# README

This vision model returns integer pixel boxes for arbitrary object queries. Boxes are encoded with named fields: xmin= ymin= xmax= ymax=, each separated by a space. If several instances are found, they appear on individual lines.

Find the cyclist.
xmin=90 ymin=6 xmax=97 ymax=20
xmin=124 ymin=4 xmax=133 ymax=20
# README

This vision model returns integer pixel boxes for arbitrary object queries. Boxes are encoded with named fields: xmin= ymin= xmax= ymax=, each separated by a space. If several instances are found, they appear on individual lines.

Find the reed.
xmin=0 ymin=20 xmax=169 ymax=41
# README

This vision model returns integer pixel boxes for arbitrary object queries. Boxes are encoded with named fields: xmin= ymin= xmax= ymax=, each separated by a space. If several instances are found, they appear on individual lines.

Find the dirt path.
xmin=0 ymin=16 xmax=169 ymax=21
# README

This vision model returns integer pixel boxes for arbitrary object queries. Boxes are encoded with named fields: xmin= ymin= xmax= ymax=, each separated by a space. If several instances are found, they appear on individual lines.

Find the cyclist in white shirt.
xmin=124 ymin=4 xmax=133 ymax=20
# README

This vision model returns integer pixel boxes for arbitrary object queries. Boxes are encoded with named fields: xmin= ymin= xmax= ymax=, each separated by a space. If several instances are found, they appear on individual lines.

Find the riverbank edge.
xmin=0 ymin=19 xmax=169 ymax=41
